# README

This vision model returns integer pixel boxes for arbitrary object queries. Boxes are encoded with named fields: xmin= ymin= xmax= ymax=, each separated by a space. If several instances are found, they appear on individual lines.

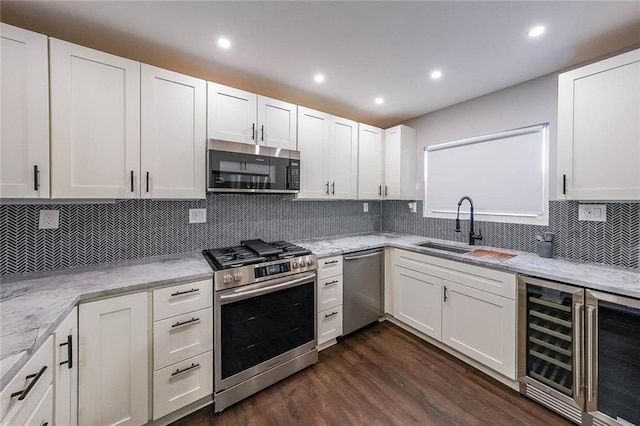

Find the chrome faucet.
xmin=455 ymin=196 xmax=483 ymax=245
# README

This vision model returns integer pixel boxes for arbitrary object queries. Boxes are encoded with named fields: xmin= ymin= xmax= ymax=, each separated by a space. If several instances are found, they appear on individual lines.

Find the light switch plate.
xmin=363 ymin=203 xmax=369 ymax=213
xmin=578 ymin=204 xmax=606 ymax=222
xmin=39 ymin=210 xmax=59 ymax=229
xmin=189 ymin=208 xmax=206 ymax=224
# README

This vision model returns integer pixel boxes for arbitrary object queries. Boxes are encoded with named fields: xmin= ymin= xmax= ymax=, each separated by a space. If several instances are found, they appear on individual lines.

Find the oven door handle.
xmin=219 ymin=273 xmax=316 ymax=304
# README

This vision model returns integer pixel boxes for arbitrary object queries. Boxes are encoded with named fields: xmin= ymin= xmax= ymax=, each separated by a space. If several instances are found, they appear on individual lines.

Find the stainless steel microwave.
xmin=207 ymin=140 xmax=300 ymax=193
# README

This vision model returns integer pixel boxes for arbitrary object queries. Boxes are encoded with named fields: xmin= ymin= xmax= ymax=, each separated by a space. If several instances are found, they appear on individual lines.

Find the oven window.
xmin=220 ymin=281 xmax=315 ymax=380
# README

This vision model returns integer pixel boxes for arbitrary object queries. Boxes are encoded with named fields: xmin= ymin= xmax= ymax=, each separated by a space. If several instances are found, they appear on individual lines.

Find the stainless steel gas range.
xmin=203 ymin=239 xmax=318 ymax=412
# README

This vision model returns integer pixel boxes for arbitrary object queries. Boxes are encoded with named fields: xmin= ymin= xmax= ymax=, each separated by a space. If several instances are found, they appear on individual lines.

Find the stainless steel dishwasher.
xmin=343 ymin=248 xmax=384 ymax=335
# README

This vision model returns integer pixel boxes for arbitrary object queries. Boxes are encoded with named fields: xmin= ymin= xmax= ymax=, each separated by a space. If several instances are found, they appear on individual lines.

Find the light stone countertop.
xmin=0 ymin=253 xmax=212 ymax=389
xmin=294 ymin=232 xmax=640 ymax=299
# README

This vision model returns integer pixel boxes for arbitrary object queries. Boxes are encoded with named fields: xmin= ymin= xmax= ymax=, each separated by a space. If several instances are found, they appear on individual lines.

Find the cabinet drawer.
xmin=318 ymin=305 xmax=343 ymax=345
xmin=317 ymin=256 xmax=343 ymax=279
xmin=154 ymin=279 xmax=212 ymax=320
xmin=1 ymin=336 xmax=53 ymax=424
xmin=18 ymin=384 xmax=52 ymax=426
xmin=318 ymin=276 xmax=343 ymax=312
xmin=154 ymin=307 xmax=213 ymax=370
xmin=394 ymin=249 xmax=517 ymax=300
xmin=153 ymin=351 xmax=213 ymax=420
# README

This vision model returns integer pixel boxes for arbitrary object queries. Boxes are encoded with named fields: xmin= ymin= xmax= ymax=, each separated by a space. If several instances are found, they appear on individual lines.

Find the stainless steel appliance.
xmin=343 ymin=249 xmax=384 ymax=335
xmin=518 ymin=276 xmax=640 ymax=425
xmin=207 ymin=140 xmax=300 ymax=193
xmin=203 ymin=240 xmax=317 ymax=412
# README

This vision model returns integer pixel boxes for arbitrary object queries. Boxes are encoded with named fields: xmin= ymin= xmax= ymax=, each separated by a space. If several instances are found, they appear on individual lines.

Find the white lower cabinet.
xmin=318 ymin=306 xmax=343 ymax=344
xmin=318 ymin=276 xmax=343 ymax=312
xmin=390 ymin=248 xmax=517 ymax=380
xmin=0 ymin=337 xmax=53 ymax=426
xmin=153 ymin=351 xmax=213 ymax=420
xmin=393 ymin=266 xmax=442 ymax=340
xmin=79 ymin=292 xmax=148 ymax=426
xmin=54 ymin=307 xmax=78 ymax=426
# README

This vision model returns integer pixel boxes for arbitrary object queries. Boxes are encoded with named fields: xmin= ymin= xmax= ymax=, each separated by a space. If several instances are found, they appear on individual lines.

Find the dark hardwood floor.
xmin=171 ymin=321 xmax=571 ymax=425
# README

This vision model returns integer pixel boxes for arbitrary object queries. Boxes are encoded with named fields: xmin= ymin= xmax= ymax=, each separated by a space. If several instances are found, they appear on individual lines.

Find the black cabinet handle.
xmin=324 ymin=260 xmax=339 ymax=265
xmin=444 ymin=286 xmax=448 ymax=302
xmin=385 ymin=185 xmax=388 ymax=197
xmin=171 ymin=363 xmax=200 ymax=377
xmin=11 ymin=366 xmax=47 ymax=401
xmin=59 ymin=334 xmax=73 ymax=369
xmin=171 ymin=317 xmax=200 ymax=328
xmin=331 ymin=182 xmax=335 ymax=195
xmin=324 ymin=280 xmax=339 ymax=286
xmin=260 ymin=125 xmax=264 ymax=142
xmin=378 ymin=185 xmax=382 ymax=196
xmin=562 ymin=174 xmax=567 ymax=195
xmin=325 ymin=182 xmax=329 ymax=195
xmin=252 ymin=123 xmax=255 ymax=141
xmin=34 ymin=165 xmax=40 ymax=191
xmin=130 ymin=170 xmax=134 ymax=192
xmin=324 ymin=311 xmax=338 ymax=319
xmin=170 ymin=288 xmax=200 ymax=297
xmin=146 ymin=172 xmax=150 ymax=193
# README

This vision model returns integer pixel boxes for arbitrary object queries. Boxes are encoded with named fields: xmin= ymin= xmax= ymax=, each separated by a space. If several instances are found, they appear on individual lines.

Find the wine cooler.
xmin=519 ymin=276 xmax=640 ymax=426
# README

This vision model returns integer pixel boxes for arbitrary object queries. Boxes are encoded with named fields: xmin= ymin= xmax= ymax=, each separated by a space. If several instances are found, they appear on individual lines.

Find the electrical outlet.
xmin=189 ymin=208 xmax=206 ymax=224
xmin=363 ymin=202 xmax=369 ymax=213
xmin=408 ymin=202 xmax=417 ymax=213
xmin=39 ymin=210 xmax=59 ymax=229
xmin=578 ymin=204 xmax=607 ymax=222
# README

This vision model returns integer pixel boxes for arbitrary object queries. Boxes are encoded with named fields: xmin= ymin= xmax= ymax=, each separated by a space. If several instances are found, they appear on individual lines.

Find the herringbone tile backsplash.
xmin=1 ymin=197 xmax=638 ymax=275
xmin=382 ymin=200 xmax=639 ymax=270
xmin=0 ymin=195 xmax=380 ymax=275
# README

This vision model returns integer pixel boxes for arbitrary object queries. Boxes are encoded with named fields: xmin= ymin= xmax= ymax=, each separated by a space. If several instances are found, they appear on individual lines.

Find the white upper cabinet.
xmin=0 ymin=24 xmax=50 ymax=199
xmin=207 ymin=82 xmax=257 ymax=144
xmin=141 ymin=65 xmax=206 ymax=199
xmin=207 ymin=83 xmax=297 ymax=149
xmin=384 ymin=125 xmax=417 ymax=200
xmin=50 ymin=38 xmax=141 ymax=199
xmin=558 ymin=48 xmax=640 ymax=200
xmin=329 ymin=116 xmax=358 ymax=199
xmin=357 ymin=124 xmax=384 ymax=199
xmin=297 ymin=107 xmax=331 ymax=199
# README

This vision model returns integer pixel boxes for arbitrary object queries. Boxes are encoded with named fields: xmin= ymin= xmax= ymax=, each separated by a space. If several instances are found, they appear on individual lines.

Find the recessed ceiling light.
xmin=217 ymin=37 xmax=231 ymax=49
xmin=527 ymin=26 xmax=546 ymax=38
xmin=314 ymin=73 xmax=325 ymax=83
xmin=375 ymin=97 xmax=384 ymax=105
xmin=430 ymin=70 xmax=443 ymax=80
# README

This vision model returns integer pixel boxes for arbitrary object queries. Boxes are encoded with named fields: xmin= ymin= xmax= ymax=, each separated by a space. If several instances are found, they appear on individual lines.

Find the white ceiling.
xmin=3 ymin=1 xmax=640 ymax=127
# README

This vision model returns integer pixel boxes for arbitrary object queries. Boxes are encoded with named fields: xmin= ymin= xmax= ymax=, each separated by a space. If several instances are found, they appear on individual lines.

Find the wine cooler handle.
xmin=586 ymin=305 xmax=595 ymax=403
xmin=574 ymin=302 xmax=583 ymax=398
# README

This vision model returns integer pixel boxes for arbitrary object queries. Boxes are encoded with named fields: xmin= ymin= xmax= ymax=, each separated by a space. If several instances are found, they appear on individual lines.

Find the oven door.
xmin=214 ymin=272 xmax=317 ymax=392
xmin=584 ymin=290 xmax=640 ymax=426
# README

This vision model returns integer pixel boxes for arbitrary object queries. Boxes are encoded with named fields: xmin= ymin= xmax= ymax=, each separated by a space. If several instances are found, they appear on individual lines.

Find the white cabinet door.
xmin=0 ymin=24 xmax=49 ymax=199
xmin=318 ymin=275 xmax=343 ymax=312
xmin=50 ymin=39 xmax=140 ymax=199
xmin=207 ymin=82 xmax=257 ymax=144
xmin=318 ymin=306 xmax=343 ymax=345
xmin=22 ymin=385 xmax=53 ymax=426
xmin=54 ymin=307 xmax=78 ymax=426
xmin=357 ymin=124 xmax=384 ymax=200
xmin=141 ymin=65 xmax=206 ymax=199
xmin=79 ymin=292 xmax=148 ymax=426
xmin=442 ymin=280 xmax=516 ymax=379
xmin=384 ymin=125 xmax=417 ymax=200
xmin=558 ymin=48 xmax=640 ymax=200
xmin=329 ymin=116 xmax=358 ymax=199
xmin=257 ymin=96 xmax=297 ymax=150
xmin=393 ymin=266 xmax=442 ymax=340
xmin=297 ymin=107 xmax=330 ymax=199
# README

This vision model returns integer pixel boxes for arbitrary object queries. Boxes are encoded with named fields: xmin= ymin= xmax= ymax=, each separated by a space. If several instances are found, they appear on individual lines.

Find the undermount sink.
xmin=416 ymin=241 xmax=474 ymax=254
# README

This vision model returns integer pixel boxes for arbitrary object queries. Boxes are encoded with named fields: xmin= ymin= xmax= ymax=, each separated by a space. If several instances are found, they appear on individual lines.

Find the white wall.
xmin=404 ymin=73 xmax=558 ymax=200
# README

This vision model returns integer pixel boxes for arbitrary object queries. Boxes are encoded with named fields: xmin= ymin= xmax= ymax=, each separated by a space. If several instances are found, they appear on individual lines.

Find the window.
xmin=424 ymin=123 xmax=549 ymax=225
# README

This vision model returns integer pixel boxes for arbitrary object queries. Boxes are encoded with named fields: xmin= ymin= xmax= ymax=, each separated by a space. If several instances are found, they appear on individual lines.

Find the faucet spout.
xmin=455 ymin=196 xmax=482 ymax=245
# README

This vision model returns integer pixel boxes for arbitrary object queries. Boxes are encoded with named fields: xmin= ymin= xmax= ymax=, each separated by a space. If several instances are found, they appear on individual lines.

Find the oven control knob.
xmin=223 ymin=274 xmax=233 ymax=284
xmin=306 ymin=257 xmax=314 ymax=266
xmin=233 ymin=272 xmax=243 ymax=282
xmin=299 ymin=259 xmax=307 ymax=267
xmin=292 ymin=261 xmax=299 ymax=269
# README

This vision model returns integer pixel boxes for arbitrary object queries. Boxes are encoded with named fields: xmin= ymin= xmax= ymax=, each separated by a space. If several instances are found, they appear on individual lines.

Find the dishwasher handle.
xmin=343 ymin=249 xmax=384 ymax=261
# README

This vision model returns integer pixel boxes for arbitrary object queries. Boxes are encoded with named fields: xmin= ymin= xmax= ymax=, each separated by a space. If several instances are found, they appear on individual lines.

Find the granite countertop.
xmin=0 ymin=253 xmax=212 ymax=389
xmin=294 ymin=232 xmax=640 ymax=299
